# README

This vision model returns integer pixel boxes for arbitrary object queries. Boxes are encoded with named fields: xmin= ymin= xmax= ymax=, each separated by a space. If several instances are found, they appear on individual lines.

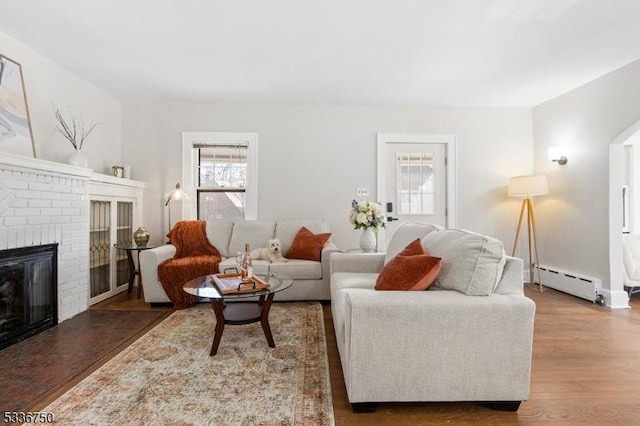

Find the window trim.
xmin=182 ymin=132 xmax=258 ymax=221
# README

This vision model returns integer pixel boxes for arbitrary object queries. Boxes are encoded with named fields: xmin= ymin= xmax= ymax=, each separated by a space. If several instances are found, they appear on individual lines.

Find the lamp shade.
xmin=164 ymin=183 xmax=189 ymax=206
xmin=508 ymin=175 xmax=549 ymax=197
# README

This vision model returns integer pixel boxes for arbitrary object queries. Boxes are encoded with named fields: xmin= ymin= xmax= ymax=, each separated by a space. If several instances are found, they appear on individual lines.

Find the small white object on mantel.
xmin=67 ymin=150 xmax=89 ymax=168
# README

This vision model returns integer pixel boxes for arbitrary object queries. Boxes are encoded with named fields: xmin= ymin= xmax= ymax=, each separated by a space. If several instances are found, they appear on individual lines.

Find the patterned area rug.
xmin=43 ymin=302 xmax=334 ymax=425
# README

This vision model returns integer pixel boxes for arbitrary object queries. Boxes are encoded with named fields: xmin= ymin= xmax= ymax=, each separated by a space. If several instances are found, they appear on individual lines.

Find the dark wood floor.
xmin=0 ymin=297 xmax=171 ymax=412
xmin=7 ymin=286 xmax=640 ymax=424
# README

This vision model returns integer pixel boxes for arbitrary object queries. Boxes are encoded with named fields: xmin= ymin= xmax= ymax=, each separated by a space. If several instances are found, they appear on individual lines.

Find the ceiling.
xmin=2 ymin=0 xmax=640 ymax=107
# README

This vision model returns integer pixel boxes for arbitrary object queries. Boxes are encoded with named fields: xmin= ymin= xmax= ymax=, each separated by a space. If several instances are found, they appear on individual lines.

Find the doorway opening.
xmin=609 ymin=120 xmax=640 ymax=308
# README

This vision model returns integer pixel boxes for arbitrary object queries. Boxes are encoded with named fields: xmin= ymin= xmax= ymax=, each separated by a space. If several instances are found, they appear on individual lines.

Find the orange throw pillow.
xmin=375 ymin=238 xmax=442 ymax=291
xmin=396 ymin=238 xmax=425 ymax=256
xmin=286 ymin=226 xmax=332 ymax=262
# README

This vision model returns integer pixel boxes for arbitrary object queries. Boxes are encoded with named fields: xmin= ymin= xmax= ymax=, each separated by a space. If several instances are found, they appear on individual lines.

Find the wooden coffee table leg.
xmin=260 ymin=293 xmax=275 ymax=348
xmin=210 ymin=300 xmax=226 ymax=356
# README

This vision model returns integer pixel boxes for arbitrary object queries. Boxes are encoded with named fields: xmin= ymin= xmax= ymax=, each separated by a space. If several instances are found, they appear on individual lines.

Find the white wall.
xmin=0 ymin=32 xmax=122 ymax=172
xmin=533 ymin=58 xmax=640 ymax=297
xmin=122 ymin=103 xmax=532 ymax=250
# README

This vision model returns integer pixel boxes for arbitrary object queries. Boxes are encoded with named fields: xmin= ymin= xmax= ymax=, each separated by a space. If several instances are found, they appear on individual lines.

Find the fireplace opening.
xmin=0 ymin=244 xmax=58 ymax=350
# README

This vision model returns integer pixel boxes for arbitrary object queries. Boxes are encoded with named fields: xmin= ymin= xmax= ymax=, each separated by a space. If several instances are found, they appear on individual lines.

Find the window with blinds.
xmin=195 ymin=143 xmax=247 ymax=220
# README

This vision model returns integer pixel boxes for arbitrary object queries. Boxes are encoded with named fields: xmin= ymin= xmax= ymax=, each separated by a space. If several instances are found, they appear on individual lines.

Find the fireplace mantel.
xmin=0 ymin=152 xmax=94 ymax=179
xmin=0 ymin=151 xmax=145 ymax=322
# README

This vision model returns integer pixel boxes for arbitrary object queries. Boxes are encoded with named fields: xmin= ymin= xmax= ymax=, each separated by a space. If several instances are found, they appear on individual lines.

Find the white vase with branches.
xmin=54 ymin=108 xmax=98 ymax=168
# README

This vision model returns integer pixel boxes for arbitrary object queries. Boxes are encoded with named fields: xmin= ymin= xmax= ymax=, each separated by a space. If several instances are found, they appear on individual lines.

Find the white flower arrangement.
xmin=349 ymin=199 xmax=386 ymax=230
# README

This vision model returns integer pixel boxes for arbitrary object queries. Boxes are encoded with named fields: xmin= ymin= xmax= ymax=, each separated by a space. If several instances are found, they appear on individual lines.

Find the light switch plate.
xmin=357 ymin=187 xmax=369 ymax=197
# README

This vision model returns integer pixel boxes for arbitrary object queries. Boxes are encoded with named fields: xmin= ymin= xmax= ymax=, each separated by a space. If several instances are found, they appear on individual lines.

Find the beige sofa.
xmin=140 ymin=219 xmax=338 ymax=303
xmin=330 ymin=223 xmax=536 ymax=412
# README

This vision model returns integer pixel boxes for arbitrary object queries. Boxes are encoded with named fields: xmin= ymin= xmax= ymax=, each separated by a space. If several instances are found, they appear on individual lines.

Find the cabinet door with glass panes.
xmin=89 ymin=176 xmax=142 ymax=305
xmin=89 ymin=199 xmax=135 ymax=304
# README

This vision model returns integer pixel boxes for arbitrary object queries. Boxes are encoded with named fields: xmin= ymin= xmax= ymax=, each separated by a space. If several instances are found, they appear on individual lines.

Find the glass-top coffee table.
xmin=183 ymin=273 xmax=293 ymax=356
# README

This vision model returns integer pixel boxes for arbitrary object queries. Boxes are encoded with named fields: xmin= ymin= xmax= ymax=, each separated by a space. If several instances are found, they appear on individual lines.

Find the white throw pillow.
xmin=422 ymin=228 xmax=506 ymax=296
xmin=228 ymin=221 xmax=277 ymax=257
xmin=205 ymin=220 xmax=235 ymax=258
xmin=385 ymin=223 xmax=442 ymax=264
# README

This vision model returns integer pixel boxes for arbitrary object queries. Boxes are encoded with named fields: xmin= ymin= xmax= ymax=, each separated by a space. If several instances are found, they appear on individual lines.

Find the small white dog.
xmin=250 ymin=239 xmax=288 ymax=262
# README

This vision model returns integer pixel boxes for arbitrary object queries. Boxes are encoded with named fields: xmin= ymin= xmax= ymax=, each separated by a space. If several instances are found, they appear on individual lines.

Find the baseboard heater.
xmin=533 ymin=264 xmax=602 ymax=302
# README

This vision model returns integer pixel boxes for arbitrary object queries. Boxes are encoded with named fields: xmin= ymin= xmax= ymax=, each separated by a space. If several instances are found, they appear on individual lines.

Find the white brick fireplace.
xmin=0 ymin=152 xmax=92 ymax=321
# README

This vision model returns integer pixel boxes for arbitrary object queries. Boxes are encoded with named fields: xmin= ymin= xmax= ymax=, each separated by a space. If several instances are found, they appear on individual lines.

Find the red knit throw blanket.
xmin=158 ymin=221 xmax=220 ymax=309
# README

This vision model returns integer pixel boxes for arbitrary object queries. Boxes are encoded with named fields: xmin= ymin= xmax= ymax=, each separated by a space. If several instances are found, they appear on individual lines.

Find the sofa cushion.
xmin=422 ymin=228 xmax=506 ymax=296
xmin=168 ymin=220 xmax=220 ymax=258
xmin=286 ymin=226 xmax=332 ymax=262
xmin=205 ymin=220 xmax=235 ymax=258
xmin=275 ymin=219 xmax=331 ymax=255
xmin=385 ymin=223 xmax=442 ymax=264
xmin=271 ymin=259 xmax=323 ymax=280
xmin=375 ymin=239 xmax=441 ymax=291
xmin=228 ymin=221 xmax=276 ymax=257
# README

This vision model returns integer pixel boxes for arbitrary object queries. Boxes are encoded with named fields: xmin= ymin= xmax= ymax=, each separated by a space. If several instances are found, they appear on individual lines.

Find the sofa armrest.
xmin=330 ymin=252 xmax=385 ymax=275
xmin=320 ymin=242 xmax=340 ymax=279
xmin=323 ymin=241 xmax=339 ymax=255
xmin=342 ymin=290 xmax=536 ymax=402
xmin=140 ymin=244 xmax=176 ymax=291
xmin=495 ymin=256 xmax=525 ymax=295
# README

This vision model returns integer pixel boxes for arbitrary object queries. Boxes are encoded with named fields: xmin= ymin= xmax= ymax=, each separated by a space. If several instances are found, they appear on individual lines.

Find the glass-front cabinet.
xmin=88 ymin=174 xmax=145 ymax=305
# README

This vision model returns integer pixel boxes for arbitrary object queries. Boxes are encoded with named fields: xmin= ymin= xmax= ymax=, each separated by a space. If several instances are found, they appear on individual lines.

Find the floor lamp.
xmin=508 ymin=175 xmax=549 ymax=291
xmin=165 ymin=182 xmax=189 ymax=236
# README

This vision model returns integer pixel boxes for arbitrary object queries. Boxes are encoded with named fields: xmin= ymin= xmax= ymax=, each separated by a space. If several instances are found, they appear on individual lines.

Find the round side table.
xmin=114 ymin=244 xmax=158 ymax=299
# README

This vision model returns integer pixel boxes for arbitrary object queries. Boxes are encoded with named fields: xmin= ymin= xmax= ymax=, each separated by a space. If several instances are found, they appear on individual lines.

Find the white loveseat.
xmin=330 ymin=223 xmax=536 ymax=412
xmin=140 ymin=219 xmax=338 ymax=303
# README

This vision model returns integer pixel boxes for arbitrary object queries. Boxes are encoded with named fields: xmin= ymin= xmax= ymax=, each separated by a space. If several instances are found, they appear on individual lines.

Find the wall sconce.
xmin=548 ymin=146 xmax=568 ymax=165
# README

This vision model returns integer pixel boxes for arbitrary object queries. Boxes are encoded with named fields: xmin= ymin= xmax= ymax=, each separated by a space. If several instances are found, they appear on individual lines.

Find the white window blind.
xmin=195 ymin=143 xmax=248 ymax=221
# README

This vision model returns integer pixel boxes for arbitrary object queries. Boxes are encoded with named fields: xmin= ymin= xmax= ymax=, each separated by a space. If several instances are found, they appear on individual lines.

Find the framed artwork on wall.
xmin=0 ymin=54 xmax=36 ymax=158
